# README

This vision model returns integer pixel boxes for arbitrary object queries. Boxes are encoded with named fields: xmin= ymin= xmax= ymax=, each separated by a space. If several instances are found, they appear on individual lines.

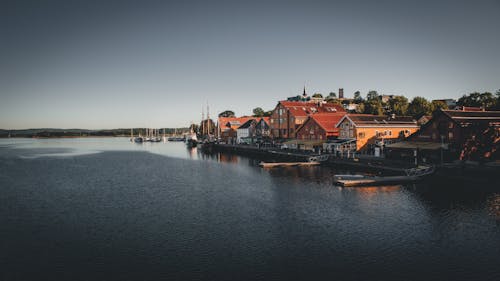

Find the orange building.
xmin=336 ymin=114 xmax=419 ymax=152
xmin=269 ymin=101 xmax=345 ymax=139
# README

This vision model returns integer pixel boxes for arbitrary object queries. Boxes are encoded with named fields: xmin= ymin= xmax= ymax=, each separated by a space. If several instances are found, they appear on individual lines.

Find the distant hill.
xmin=0 ymin=128 xmax=189 ymax=138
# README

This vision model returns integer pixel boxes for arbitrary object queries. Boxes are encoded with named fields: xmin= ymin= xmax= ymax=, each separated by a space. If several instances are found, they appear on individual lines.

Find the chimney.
xmin=339 ymin=88 xmax=344 ymax=99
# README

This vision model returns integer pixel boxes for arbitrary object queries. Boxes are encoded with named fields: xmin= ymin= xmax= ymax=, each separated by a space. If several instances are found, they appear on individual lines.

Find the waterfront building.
xmin=269 ymin=101 xmax=345 ymax=139
xmin=236 ymin=117 xmax=271 ymax=144
xmin=335 ymin=114 xmax=419 ymax=154
xmin=255 ymin=117 xmax=270 ymax=138
xmin=236 ymin=119 xmax=256 ymax=144
xmin=295 ymin=113 xmax=345 ymax=141
xmin=386 ymin=109 xmax=500 ymax=163
xmin=218 ymin=116 xmax=254 ymax=144
xmin=417 ymin=115 xmax=433 ymax=126
xmin=291 ymin=113 xmax=345 ymax=151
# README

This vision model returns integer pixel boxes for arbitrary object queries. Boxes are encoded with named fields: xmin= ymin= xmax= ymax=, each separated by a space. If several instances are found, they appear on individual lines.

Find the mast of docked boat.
xmin=207 ymin=102 xmax=211 ymax=141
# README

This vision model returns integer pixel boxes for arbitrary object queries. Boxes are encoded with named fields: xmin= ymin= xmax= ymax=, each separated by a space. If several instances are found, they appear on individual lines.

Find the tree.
xmin=457 ymin=92 xmax=495 ymax=109
xmin=355 ymin=102 xmax=365 ymax=113
xmin=328 ymin=92 xmax=337 ymax=98
xmin=312 ymin=93 xmax=323 ymax=98
xmin=189 ymin=123 xmax=199 ymax=133
xmin=218 ymin=110 xmax=235 ymax=118
xmin=495 ymin=89 xmax=500 ymax=110
xmin=431 ymin=100 xmax=448 ymax=111
xmin=407 ymin=97 xmax=433 ymax=117
xmin=263 ymin=110 xmax=272 ymax=117
xmin=353 ymin=91 xmax=363 ymax=103
xmin=325 ymin=98 xmax=340 ymax=104
xmin=363 ymin=99 xmax=384 ymax=115
xmin=252 ymin=107 xmax=265 ymax=117
xmin=388 ymin=95 xmax=409 ymax=116
xmin=366 ymin=90 xmax=379 ymax=101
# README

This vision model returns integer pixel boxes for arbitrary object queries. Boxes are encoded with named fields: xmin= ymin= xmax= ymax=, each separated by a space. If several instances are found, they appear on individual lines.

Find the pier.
xmin=210 ymin=143 xmax=413 ymax=174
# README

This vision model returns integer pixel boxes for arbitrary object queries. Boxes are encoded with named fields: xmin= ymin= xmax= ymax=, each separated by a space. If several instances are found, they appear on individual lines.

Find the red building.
xmin=296 ymin=113 xmax=345 ymax=141
xmin=269 ymin=101 xmax=345 ymax=139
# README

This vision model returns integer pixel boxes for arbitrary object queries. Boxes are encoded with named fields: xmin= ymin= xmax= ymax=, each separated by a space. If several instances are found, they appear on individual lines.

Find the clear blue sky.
xmin=1 ymin=0 xmax=499 ymax=129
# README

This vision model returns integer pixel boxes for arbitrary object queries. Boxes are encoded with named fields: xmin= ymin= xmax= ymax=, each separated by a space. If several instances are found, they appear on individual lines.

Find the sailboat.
xmin=133 ymin=129 xmax=144 ymax=143
xmin=186 ymin=124 xmax=198 ymax=148
xmin=168 ymin=128 xmax=185 ymax=141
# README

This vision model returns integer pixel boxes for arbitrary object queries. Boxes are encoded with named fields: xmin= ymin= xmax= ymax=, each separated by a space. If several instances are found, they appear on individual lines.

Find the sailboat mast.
xmin=207 ymin=103 xmax=210 ymax=137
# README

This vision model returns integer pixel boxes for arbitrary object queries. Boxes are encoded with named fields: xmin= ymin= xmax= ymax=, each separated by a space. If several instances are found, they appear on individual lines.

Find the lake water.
xmin=1 ymin=138 xmax=499 ymax=281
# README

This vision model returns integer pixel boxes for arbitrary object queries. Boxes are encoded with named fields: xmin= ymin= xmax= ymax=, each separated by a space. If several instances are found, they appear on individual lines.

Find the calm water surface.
xmin=1 ymin=138 xmax=499 ymax=281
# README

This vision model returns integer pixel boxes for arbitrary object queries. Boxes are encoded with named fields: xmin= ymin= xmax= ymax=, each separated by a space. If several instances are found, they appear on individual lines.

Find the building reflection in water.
xmin=487 ymin=193 xmax=500 ymax=220
xmin=187 ymin=147 xmax=198 ymax=159
xmin=350 ymin=185 xmax=402 ymax=198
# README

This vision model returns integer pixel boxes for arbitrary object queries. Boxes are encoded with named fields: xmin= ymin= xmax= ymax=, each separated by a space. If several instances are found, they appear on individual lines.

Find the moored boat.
xmin=333 ymin=165 xmax=435 ymax=187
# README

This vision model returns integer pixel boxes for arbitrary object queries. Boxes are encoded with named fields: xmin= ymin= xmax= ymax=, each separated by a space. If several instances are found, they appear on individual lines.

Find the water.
xmin=1 ymin=138 xmax=499 ymax=281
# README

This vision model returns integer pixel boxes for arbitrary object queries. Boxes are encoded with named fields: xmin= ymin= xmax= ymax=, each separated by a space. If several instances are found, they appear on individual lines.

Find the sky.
xmin=1 ymin=0 xmax=499 ymax=129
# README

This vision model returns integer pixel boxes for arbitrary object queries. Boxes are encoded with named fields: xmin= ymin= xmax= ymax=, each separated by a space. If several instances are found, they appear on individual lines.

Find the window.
xmin=375 ymin=130 xmax=379 ymax=137
xmin=388 ymin=130 xmax=392 ymax=136
xmin=319 ymin=135 xmax=323 ymax=140
xmin=449 ymin=122 xmax=454 ymax=129
xmin=448 ymin=132 xmax=454 ymax=139
xmin=358 ymin=132 xmax=365 ymax=139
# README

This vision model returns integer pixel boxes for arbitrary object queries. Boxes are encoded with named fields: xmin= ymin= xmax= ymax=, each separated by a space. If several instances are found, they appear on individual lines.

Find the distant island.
xmin=0 ymin=128 xmax=189 ymax=138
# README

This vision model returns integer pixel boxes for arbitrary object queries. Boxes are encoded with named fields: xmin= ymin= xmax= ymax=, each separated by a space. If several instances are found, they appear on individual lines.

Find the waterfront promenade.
xmin=211 ymin=143 xmax=500 ymax=180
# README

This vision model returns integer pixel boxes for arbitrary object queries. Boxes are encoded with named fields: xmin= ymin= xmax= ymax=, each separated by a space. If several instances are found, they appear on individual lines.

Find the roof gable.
xmin=336 ymin=114 xmax=417 ymax=128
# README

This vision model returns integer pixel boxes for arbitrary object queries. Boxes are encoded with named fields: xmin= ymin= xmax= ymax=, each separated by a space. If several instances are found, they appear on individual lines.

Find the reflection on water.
xmin=487 ymin=193 xmax=500 ymax=220
xmin=1 ymin=138 xmax=499 ymax=281
xmin=0 ymin=137 xmax=199 ymax=160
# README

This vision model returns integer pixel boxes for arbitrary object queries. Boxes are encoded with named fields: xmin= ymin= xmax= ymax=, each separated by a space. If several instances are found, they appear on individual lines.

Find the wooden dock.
xmin=259 ymin=162 xmax=321 ymax=168
xmin=333 ymin=175 xmax=421 ymax=187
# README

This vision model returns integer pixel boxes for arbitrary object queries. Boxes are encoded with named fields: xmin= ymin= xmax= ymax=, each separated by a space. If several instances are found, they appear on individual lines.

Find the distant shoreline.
xmin=0 ymin=128 xmax=188 ymax=139
xmin=0 ymin=135 xmax=128 ymax=139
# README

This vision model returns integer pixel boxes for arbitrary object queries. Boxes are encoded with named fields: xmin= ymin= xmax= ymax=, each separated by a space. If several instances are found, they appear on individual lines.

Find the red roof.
xmin=278 ymin=101 xmax=345 ymax=117
xmin=218 ymin=116 xmax=254 ymax=131
xmin=309 ymin=113 xmax=345 ymax=133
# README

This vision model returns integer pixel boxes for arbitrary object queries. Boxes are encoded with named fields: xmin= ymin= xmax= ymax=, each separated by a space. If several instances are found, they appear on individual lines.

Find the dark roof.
xmin=442 ymin=110 xmax=500 ymax=127
xmin=238 ymin=119 xmax=256 ymax=129
xmin=343 ymin=114 xmax=417 ymax=127
xmin=255 ymin=118 xmax=270 ymax=130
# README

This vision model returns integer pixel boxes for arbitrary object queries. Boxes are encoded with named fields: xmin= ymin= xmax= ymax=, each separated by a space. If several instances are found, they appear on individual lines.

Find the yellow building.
xmin=336 ymin=114 xmax=419 ymax=152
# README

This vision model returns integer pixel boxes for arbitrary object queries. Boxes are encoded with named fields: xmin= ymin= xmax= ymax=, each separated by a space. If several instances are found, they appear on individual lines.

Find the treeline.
xmin=327 ymin=90 xmax=500 ymax=117
xmin=0 ymin=128 xmax=189 ymax=138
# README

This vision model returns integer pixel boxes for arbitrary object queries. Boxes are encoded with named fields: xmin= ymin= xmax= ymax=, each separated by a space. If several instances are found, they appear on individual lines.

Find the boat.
xmin=259 ymin=161 xmax=321 ymax=168
xmin=333 ymin=165 xmax=435 ymax=187
xmin=168 ymin=129 xmax=186 ymax=141
xmin=168 ymin=136 xmax=185 ymax=141
xmin=186 ymin=135 xmax=198 ymax=148
xmin=186 ymin=128 xmax=198 ymax=148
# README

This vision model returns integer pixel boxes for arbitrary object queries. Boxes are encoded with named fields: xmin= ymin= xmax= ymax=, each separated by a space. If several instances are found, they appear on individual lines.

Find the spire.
xmin=303 ymin=85 xmax=307 ymax=96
